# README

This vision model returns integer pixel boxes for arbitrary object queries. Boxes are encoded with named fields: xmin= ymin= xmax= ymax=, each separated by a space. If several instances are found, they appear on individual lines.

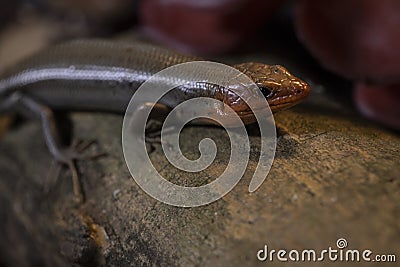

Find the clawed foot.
xmin=46 ymin=139 xmax=106 ymax=203
xmin=145 ymin=122 xmax=176 ymax=152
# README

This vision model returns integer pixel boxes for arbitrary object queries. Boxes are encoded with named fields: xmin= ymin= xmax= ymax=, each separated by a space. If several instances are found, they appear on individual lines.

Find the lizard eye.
xmin=259 ymin=86 xmax=274 ymax=99
xmin=272 ymin=66 xmax=280 ymax=74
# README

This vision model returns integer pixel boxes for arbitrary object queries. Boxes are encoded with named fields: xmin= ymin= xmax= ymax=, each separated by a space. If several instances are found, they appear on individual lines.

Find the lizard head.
xmin=233 ymin=63 xmax=311 ymax=113
xmin=213 ymin=63 xmax=310 ymax=125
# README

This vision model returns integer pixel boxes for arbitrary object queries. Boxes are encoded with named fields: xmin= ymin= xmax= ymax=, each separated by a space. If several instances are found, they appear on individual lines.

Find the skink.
xmin=0 ymin=39 xmax=310 ymax=199
xmin=0 ymin=39 xmax=310 ymax=111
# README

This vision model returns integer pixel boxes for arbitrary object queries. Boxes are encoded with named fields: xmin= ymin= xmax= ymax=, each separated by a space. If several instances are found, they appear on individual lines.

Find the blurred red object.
xmin=295 ymin=0 xmax=400 ymax=129
xmin=355 ymin=84 xmax=400 ymax=130
xmin=295 ymin=0 xmax=400 ymax=83
xmin=140 ymin=0 xmax=282 ymax=55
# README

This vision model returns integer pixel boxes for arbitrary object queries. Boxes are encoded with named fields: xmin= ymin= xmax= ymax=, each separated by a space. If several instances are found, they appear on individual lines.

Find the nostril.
xmin=296 ymin=89 xmax=302 ymax=94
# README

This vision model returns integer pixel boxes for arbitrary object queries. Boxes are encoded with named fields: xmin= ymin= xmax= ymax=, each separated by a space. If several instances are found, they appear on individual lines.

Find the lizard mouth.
xmin=267 ymin=82 xmax=311 ymax=112
xmin=268 ymin=90 xmax=310 ymax=112
xmin=238 ymin=84 xmax=310 ymax=116
xmin=268 ymin=98 xmax=304 ymax=112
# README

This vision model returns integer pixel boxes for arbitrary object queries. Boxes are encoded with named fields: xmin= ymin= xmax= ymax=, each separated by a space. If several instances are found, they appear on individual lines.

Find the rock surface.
xmin=0 ymin=83 xmax=399 ymax=266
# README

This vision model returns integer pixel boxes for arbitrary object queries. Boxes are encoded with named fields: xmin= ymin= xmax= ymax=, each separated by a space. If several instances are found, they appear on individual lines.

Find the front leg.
xmin=142 ymin=102 xmax=174 ymax=150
